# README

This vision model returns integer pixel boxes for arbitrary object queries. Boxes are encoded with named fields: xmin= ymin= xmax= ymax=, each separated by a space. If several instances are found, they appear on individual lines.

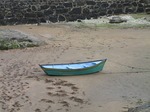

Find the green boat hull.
xmin=40 ymin=59 xmax=107 ymax=76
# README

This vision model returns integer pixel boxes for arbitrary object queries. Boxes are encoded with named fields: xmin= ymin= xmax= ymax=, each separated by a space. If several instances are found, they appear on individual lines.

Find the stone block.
xmin=132 ymin=2 xmax=138 ymax=7
xmin=0 ymin=20 xmax=6 ymax=25
xmin=25 ymin=12 xmax=37 ymax=18
xmin=99 ymin=11 xmax=106 ymax=16
xmin=57 ymin=5 xmax=65 ymax=9
xmin=118 ymin=4 xmax=123 ymax=8
xmin=83 ymin=8 xmax=90 ymax=14
xmin=27 ymin=18 xmax=38 ymax=24
xmin=32 ymin=5 xmax=37 ymax=11
xmin=86 ymin=1 xmax=96 ymax=5
xmin=0 ymin=14 xmax=4 ymax=19
xmin=114 ymin=8 xmax=123 ymax=15
xmin=51 ymin=5 xmax=57 ymax=9
xmin=109 ymin=3 xmax=117 ymax=8
xmin=58 ymin=15 xmax=66 ymax=21
xmin=49 ymin=16 xmax=58 ymax=23
xmin=107 ymin=9 xmax=113 ymax=15
xmin=137 ymin=7 xmax=144 ymax=12
xmin=138 ymin=3 xmax=144 ymax=7
xmin=69 ymin=7 xmax=81 ymax=15
xmin=101 ymin=2 xmax=109 ymax=8
xmin=40 ymin=4 xmax=49 ymax=10
xmin=96 ymin=2 xmax=101 ymax=6
xmin=145 ymin=8 xmax=150 ymax=14
xmin=56 ymin=8 xmax=68 ymax=14
xmin=64 ymin=2 xmax=72 ymax=7
xmin=6 ymin=18 xmax=18 ymax=25
xmin=77 ymin=1 xmax=85 ymax=6
xmin=44 ymin=9 xmax=53 ymax=15
xmin=124 ymin=7 xmax=134 ymax=13
xmin=37 ymin=11 xmax=44 ymax=17
xmin=40 ymin=18 xmax=46 ymax=23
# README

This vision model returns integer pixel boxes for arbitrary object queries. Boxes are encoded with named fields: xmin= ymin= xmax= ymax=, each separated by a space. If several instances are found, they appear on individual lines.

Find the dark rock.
xmin=37 ymin=11 xmax=44 ymax=17
xmin=132 ymin=2 xmax=138 ymax=7
xmin=0 ymin=14 xmax=4 ymax=19
xmin=6 ymin=18 xmax=18 ymax=25
xmin=139 ymin=0 xmax=147 ymax=3
xmin=57 ymin=5 xmax=65 ymax=9
xmin=27 ymin=18 xmax=38 ymax=24
xmin=76 ymin=15 xmax=86 ymax=20
xmin=137 ymin=7 xmax=144 ymax=13
xmin=32 ymin=0 xmax=36 ymax=2
xmin=83 ymin=8 xmax=90 ymax=15
xmin=96 ymin=2 xmax=101 ymax=6
xmin=118 ymin=4 xmax=123 ymax=8
xmin=114 ymin=8 xmax=123 ymax=15
xmin=64 ymin=2 xmax=72 ymax=7
xmin=123 ymin=3 xmax=131 ymax=7
xmin=5 ymin=12 xmax=14 ymax=18
xmin=99 ymin=11 xmax=106 ymax=16
xmin=56 ymin=8 xmax=68 ymax=14
xmin=44 ymin=9 xmax=53 ymax=15
xmin=49 ymin=16 xmax=58 ymax=23
xmin=40 ymin=18 xmax=46 ymax=23
xmin=25 ymin=13 xmax=37 ymax=18
xmin=86 ymin=1 xmax=96 ymax=5
xmin=51 ymin=5 xmax=56 ymax=9
xmin=109 ymin=3 xmax=117 ymax=8
xmin=101 ymin=2 xmax=109 ymax=8
xmin=58 ymin=15 xmax=66 ymax=22
xmin=107 ymin=10 xmax=113 ymax=15
xmin=138 ymin=3 xmax=144 ymax=7
xmin=66 ymin=15 xmax=78 ymax=22
xmin=20 ymin=18 xmax=28 ymax=24
xmin=0 ymin=20 xmax=6 ymax=25
xmin=40 ymin=4 xmax=49 ymax=10
xmin=124 ymin=7 xmax=134 ymax=13
xmin=145 ymin=8 xmax=150 ymax=14
xmin=26 ymin=8 xmax=32 ymax=12
xmin=31 ymin=5 xmax=37 ymax=11
xmin=89 ymin=13 xmax=98 ymax=19
xmin=77 ymin=1 xmax=85 ymax=6
xmin=69 ymin=7 xmax=81 ymax=15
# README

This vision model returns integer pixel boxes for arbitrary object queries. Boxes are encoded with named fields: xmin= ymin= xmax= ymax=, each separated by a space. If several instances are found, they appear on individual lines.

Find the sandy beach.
xmin=0 ymin=24 xmax=150 ymax=112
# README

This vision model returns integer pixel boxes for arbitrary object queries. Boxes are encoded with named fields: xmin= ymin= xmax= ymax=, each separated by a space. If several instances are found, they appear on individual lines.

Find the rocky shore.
xmin=0 ymin=28 xmax=46 ymax=50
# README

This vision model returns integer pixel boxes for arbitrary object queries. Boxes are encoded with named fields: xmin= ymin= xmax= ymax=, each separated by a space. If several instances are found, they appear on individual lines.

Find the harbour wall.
xmin=0 ymin=0 xmax=150 ymax=25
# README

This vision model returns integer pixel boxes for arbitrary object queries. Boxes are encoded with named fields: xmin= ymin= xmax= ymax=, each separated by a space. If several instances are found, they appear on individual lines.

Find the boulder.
xmin=144 ymin=17 xmax=150 ymax=21
xmin=109 ymin=16 xmax=127 ymax=23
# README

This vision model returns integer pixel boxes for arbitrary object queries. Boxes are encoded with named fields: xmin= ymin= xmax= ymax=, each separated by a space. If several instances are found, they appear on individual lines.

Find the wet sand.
xmin=0 ymin=24 xmax=150 ymax=112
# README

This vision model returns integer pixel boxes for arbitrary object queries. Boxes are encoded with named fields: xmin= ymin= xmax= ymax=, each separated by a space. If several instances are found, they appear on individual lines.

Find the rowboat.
xmin=39 ymin=59 xmax=107 ymax=76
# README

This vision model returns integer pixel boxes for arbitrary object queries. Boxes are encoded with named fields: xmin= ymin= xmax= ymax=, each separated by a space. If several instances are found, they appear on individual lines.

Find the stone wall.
xmin=0 ymin=0 xmax=150 ymax=25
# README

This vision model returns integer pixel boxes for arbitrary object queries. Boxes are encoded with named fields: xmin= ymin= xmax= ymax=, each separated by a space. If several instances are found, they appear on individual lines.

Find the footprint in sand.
xmin=41 ymin=78 xmax=89 ymax=111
